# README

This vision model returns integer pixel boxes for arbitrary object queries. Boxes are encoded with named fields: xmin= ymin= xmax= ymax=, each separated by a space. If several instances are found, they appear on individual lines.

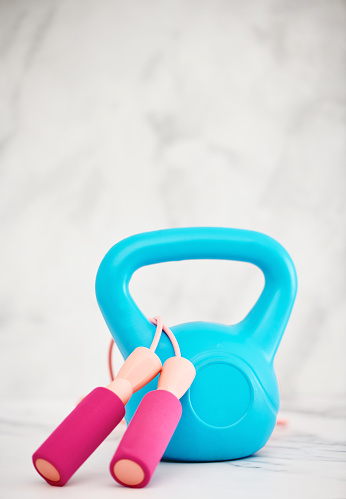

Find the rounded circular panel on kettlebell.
xmin=189 ymin=362 xmax=253 ymax=428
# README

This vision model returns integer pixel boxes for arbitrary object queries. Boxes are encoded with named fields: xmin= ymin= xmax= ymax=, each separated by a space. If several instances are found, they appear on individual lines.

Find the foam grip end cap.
xmin=33 ymin=387 xmax=125 ymax=486
xmin=110 ymin=390 xmax=182 ymax=488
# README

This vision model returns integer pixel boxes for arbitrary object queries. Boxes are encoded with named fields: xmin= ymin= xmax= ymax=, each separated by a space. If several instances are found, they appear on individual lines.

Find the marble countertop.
xmin=1 ymin=398 xmax=345 ymax=499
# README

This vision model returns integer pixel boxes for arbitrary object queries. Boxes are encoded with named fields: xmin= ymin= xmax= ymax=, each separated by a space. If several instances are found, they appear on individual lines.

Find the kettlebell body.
xmin=96 ymin=228 xmax=297 ymax=462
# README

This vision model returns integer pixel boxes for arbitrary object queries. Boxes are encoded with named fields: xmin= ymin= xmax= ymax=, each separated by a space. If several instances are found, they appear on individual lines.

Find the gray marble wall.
xmin=1 ymin=0 xmax=345 ymax=402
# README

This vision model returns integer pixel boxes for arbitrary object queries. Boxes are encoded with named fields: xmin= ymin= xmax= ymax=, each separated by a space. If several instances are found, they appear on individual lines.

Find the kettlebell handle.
xmin=96 ymin=228 xmax=297 ymax=361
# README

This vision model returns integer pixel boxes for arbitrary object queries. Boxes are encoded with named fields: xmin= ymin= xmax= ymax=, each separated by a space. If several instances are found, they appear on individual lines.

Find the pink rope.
xmin=149 ymin=316 xmax=181 ymax=357
xmin=108 ymin=316 xmax=181 ymax=381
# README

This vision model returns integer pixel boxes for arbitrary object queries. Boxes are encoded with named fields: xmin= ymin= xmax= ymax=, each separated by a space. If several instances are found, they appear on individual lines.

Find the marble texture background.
xmin=1 ymin=398 xmax=345 ymax=498
xmin=0 ymin=0 xmax=345 ymax=404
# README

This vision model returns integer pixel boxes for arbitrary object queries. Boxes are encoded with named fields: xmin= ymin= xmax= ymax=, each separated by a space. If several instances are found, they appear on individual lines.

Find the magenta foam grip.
xmin=33 ymin=387 xmax=125 ymax=486
xmin=110 ymin=389 xmax=182 ymax=488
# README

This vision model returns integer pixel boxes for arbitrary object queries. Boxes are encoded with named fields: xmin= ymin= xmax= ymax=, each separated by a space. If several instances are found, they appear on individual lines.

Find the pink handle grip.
xmin=33 ymin=387 xmax=125 ymax=486
xmin=110 ymin=390 xmax=182 ymax=488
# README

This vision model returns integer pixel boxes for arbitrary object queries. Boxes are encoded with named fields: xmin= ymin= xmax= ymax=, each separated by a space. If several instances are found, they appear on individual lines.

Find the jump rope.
xmin=33 ymin=316 xmax=196 ymax=488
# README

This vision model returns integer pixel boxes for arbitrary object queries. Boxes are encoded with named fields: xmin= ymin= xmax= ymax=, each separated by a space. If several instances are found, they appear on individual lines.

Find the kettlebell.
xmin=95 ymin=227 xmax=297 ymax=462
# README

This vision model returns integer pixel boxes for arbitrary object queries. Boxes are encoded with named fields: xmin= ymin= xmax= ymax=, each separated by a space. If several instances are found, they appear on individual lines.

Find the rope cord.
xmin=108 ymin=316 xmax=180 ymax=381
xmin=149 ymin=316 xmax=181 ymax=357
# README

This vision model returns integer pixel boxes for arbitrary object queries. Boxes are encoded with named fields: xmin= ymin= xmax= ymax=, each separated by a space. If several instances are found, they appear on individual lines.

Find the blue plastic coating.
xmin=95 ymin=228 xmax=297 ymax=462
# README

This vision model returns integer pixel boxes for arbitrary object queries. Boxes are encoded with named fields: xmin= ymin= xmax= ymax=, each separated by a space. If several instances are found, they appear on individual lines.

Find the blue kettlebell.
xmin=95 ymin=227 xmax=297 ymax=462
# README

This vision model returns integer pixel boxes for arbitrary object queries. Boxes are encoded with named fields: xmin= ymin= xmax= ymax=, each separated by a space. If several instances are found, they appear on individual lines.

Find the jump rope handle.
xmin=111 ymin=357 xmax=195 ymax=488
xmin=33 ymin=388 xmax=125 ymax=486
xmin=32 ymin=347 xmax=162 ymax=486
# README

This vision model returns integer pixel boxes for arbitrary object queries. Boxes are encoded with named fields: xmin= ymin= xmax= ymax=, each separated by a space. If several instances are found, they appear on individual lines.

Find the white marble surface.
xmin=0 ymin=0 xmax=346 ymax=443
xmin=0 ymin=397 xmax=345 ymax=499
